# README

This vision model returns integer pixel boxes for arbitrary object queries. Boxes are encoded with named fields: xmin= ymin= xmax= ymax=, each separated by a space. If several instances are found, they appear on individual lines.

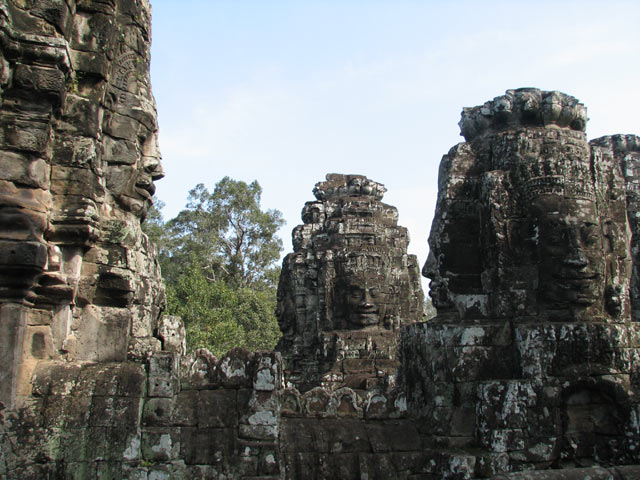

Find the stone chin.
xmin=545 ymin=274 xmax=600 ymax=304
xmin=118 ymin=194 xmax=153 ymax=219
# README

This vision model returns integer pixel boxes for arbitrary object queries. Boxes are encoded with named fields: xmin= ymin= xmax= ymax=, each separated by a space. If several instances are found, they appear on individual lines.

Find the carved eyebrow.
xmin=579 ymin=222 xmax=600 ymax=230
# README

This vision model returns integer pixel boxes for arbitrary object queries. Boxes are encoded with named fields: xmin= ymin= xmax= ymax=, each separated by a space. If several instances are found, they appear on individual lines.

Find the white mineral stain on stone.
xmin=148 ymin=471 xmax=170 ymax=480
xmin=529 ymin=441 xmax=553 ymax=458
xmin=123 ymin=434 xmax=140 ymax=461
xmin=151 ymin=433 xmax=172 ymax=454
xmin=254 ymin=368 xmax=275 ymax=390
xmin=453 ymin=294 xmax=488 ymax=318
xmin=220 ymin=357 xmax=245 ymax=378
xmin=367 ymin=394 xmax=387 ymax=410
xmin=249 ymin=410 xmax=276 ymax=426
xmin=460 ymin=327 xmax=486 ymax=345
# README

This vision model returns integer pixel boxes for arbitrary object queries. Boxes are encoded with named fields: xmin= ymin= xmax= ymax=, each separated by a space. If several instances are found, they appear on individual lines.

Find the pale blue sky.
xmin=149 ymin=0 xmax=640 ymax=275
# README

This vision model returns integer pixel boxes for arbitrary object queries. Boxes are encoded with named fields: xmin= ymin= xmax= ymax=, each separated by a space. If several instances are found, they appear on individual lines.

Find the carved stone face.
xmin=423 ymin=252 xmax=448 ymax=309
xmin=342 ymin=275 xmax=388 ymax=327
xmin=533 ymin=196 xmax=604 ymax=311
xmin=105 ymin=119 xmax=164 ymax=219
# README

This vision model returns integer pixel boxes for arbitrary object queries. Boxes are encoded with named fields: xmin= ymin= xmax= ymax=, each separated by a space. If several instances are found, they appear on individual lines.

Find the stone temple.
xmin=1 ymin=3 xmax=640 ymax=479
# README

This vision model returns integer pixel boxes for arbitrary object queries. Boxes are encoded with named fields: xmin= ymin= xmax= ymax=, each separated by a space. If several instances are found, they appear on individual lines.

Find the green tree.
xmin=166 ymin=264 xmax=280 ymax=356
xmin=146 ymin=178 xmax=284 ymax=354
xmin=165 ymin=177 xmax=284 ymax=289
xmin=142 ymin=197 xmax=168 ymax=249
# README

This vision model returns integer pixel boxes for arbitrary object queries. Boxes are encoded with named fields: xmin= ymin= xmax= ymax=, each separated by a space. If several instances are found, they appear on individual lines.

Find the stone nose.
xmin=362 ymin=288 xmax=373 ymax=305
xmin=564 ymin=229 xmax=588 ymax=269
xmin=143 ymin=156 xmax=165 ymax=181
xmin=422 ymin=252 xmax=437 ymax=279
xmin=564 ymin=252 xmax=588 ymax=269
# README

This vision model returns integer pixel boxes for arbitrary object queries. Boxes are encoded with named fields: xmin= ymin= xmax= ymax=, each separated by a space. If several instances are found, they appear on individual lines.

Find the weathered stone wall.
xmin=1 ymin=348 xmax=285 ymax=479
xmin=1 ymin=343 xmax=449 ymax=480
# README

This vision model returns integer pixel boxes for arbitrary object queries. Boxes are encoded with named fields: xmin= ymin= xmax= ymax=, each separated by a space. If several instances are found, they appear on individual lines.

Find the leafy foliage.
xmin=166 ymin=264 xmax=280 ymax=356
xmin=143 ymin=178 xmax=284 ymax=354
xmin=142 ymin=198 xmax=168 ymax=250
xmin=164 ymin=177 xmax=284 ymax=289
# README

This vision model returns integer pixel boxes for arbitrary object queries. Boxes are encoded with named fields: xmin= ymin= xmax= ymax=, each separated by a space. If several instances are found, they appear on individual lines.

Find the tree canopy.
xmin=143 ymin=177 xmax=284 ymax=354
xmin=162 ymin=177 xmax=284 ymax=289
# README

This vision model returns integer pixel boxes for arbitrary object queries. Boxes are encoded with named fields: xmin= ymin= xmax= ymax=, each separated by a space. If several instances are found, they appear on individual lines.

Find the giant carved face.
xmin=103 ymin=36 xmax=165 ymax=221
xmin=532 ymin=195 xmax=605 ymax=313
xmin=423 ymin=251 xmax=448 ymax=310
xmin=340 ymin=274 xmax=389 ymax=328
xmin=105 ymin=131 xmax=164 ymax=219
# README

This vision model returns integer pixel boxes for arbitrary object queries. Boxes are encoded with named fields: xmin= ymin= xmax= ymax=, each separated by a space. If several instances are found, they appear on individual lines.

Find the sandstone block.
xmin=141 ymin=427 xmax=180 ymax=462
xmin=218 ymin=347 xmax=254 ymax=388
xmin=180 ymin=427 xmax=235 ymax=466
xmin=13 ymin=63 xmax=66 ymax=100
xmin=198 ymin=389 xmax=238 ymax=428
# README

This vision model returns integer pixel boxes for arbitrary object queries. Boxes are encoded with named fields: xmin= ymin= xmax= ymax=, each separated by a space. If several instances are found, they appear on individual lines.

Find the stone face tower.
xmin=0 ymin=0 xmax=167 ymax=409
xmin=424 ymin=88 xmax=630 ymax=322
xmin=402 ymin=89 xmax=640 ymax=473
xmin=277 ymin=174 xmax=424 ymax=391
xmin=590 ymin=134 xmax=640 ymax=322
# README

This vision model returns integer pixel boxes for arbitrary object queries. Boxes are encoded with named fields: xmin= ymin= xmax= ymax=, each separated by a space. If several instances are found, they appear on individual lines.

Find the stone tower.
xmin=277 ymin=174 xmax=424 ymax=391
xmin=590 ymin=134 xmax=640 ymax=322
xmin=402 ymin=89 xmax=640 ymax=474
xmin=0 ymin=0 xmax=169 ymax=409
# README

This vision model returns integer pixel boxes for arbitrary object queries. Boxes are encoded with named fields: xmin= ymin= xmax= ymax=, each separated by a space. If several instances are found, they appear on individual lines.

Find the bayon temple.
xmin=1 ymin=1 xmax=640 ymax=479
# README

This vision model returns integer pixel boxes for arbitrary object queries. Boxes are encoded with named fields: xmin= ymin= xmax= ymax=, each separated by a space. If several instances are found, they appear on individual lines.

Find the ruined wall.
xmin=1 ymin=347 xmax=285 ymax=478
xmin=401 ymin=89 xmax=640 ymax=476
